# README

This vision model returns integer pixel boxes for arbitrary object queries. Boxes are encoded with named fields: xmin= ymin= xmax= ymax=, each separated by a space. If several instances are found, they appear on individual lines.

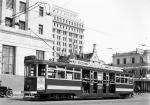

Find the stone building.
xmin=112 ymin=49 xmax=150 ymax=92
xmin=0 ymin=0 xmax=84 ymax=94
xmin=0 ymin=0 xmax=53 ymax=94
xmin=52 ymin=5 xmax=84 ymax=61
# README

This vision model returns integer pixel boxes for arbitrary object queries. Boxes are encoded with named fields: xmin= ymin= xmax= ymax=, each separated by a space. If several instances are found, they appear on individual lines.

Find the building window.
xmin=123 ymin=58 xmax=126 ymax=64
xmin=6 ymin=0 xmax=13 ymax=9
xmin=132 ymin=57 xmax=135 ymax=64
xmin=63 ymin=31 xmax=67 ymax=35
xmin=79 ymin=41 xmax=82 ymax=44
xmin=57 ymin=36 xmax=61 ymax=40
xmin=69 ymin=44 xmax=72 ymax=48
xmin=140 ymin=56 xmax=144 ymax=63
xmin=36 ymin=50 xmax=45 ymax=60
xmin=69 ymin=38 xmax=72 ymax=42
xmin=57 ymin=47 xmax=60 ymax=51
xmin=39 ymin=6 xmax=44 ymax=16
xmin=19 ymin=21 xmax=25 ymax=30
xmin=79 ymin=35 xmax=83 ymax=39
xmin=53 ymin=28 xmax=55 ymax=32
xmin=117 ymin=59 xmax=120 ymax=65
xmin=39 ymin=24 xmax=43 ymax=35
xmin=5 ymin=17 xmax=13 ymax=27
xmin=53 ymin=34 xmax=55 ymax=38
xmin=57 ymin=29 xmax=61 ymax=34
xmin=69 ymin=49 xmax=72 ymax=54
xmin=2 ymin=45 xmax=15 ymax=74
xmin=19 ymin=1 xmax=26 ymax=12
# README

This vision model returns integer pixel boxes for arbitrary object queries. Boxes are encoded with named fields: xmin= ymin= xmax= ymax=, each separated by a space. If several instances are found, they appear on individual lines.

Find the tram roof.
xmin=25 ymin=59 xmax=124 ymax=73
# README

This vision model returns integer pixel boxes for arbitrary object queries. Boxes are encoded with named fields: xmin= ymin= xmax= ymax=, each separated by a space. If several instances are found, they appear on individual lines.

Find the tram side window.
xmin=121 ymin=78 xmax=124 ymax=83
xmin=116 ymin=77 xmax=120 ymax=83
xmin=109 ymin=73 xmax=115 ymax=83
xmin=48 ymin=69 xmax=56 ymax=78
xmin=129 ymin=78 xmax=133 ymax=84
xmin=94 ymin=72 xmax=97 ymax=79
xmin=97 ymin=72 xmax=103 ymax=81
xmin=74 ymin=73 xmax=81 ymax=80
xmin=57 ymin=71 xmax=65 ymax=79
xmin=124 ymin=78 xmax=128 ymax=83
xmin=66 ymin=72 xmax=73 ymax=80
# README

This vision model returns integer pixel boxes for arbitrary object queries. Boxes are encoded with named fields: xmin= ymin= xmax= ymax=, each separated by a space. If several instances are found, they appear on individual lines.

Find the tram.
xmin=22 ymin=55 xmax=134 ymax=99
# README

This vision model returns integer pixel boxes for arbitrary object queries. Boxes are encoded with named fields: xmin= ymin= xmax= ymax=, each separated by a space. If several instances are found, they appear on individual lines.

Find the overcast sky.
xmin=51 ymin=0 xmax=150 ymax=63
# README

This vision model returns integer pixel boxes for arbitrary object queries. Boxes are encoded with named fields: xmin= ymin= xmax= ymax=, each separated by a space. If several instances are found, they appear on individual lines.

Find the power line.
xmin=85 ymin=26 xmax=114 ymax=37
xmin=29 ymin=28 xmax=60 ymax=56
xmin=0 ymin=2 xmax=44 ymax=24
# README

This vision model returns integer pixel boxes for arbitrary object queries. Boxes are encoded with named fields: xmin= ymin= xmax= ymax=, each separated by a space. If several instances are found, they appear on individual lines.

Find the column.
xmin=25 ymin=0 xmax=29 ymax=30
xmin=0 ymin=0 xmax=3 ymax=24
xmin=0 ymin=44 xmax=2 ymax=74
xmin=0 ymin=0 xmax=6 ymax=26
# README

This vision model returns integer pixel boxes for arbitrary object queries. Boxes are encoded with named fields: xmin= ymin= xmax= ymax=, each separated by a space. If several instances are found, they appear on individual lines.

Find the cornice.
xmin=0 ymin=26 xmax=53 ymax=42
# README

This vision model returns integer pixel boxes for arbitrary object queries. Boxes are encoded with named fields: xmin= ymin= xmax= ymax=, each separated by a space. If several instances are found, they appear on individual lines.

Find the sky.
xmin=50 ymin=0 xmax=150 ymax=63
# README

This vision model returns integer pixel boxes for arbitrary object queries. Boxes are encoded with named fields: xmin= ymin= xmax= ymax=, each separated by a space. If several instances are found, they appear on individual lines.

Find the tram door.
xmin=93 ymin=72 xmax=98 ymax=93
xmin=37 ymin=64 xmax=46 ymax=91
xmin=109 ymin=73 xmax=115 ymax=93
xmin=103 ymin=73 xmax=108 ymax=93
xmin=103 ymin=72 xmax=115 ymax=93
xmin=82 ymin=70 xmax=90 ymax=94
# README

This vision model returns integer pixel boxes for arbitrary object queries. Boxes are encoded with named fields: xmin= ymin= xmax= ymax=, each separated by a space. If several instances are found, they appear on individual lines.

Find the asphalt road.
xmin=0 ymin=93 xmax=149 ymax=105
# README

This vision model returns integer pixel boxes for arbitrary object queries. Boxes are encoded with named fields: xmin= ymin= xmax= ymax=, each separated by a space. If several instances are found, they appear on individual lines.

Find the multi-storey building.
xmin=52 ymin=5 xmax=84 ymax=61
xmin=0 ymin=0 xmax=84 ymax=94
xmin=112 ymin=49 xmax=150 ymax=92
xmin=0 ymin=0 xmax=53 ymax=93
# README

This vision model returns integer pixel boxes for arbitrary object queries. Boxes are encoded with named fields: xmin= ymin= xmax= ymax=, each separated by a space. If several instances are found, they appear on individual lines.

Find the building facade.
xmin=52 ymin=5 xmax=84 ymax=61
xmin=0 ymin=0 xmax=53 ymax=93
xmin=112 ymin=49 xmax=150 ymax=92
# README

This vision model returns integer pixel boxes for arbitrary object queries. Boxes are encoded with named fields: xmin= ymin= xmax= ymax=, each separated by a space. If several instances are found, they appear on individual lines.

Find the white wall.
xmin=0 ymin=25 xmax=53 ymax=75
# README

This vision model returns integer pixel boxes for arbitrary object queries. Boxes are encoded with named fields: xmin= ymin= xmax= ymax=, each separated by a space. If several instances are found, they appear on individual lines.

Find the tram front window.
xmin=25 ymin=64 xmax=36 ymax=77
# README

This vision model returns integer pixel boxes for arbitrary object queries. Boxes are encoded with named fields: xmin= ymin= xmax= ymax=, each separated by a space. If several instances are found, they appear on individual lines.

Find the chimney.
xmin=93 ymin=44 xmax=97 ymax=53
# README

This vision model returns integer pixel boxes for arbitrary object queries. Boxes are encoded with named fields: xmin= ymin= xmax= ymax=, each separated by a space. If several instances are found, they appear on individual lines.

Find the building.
xmin=52 ymin=5 xmax=84 ymax=61
xmin=0 ymin=0 xmax=53 ymax=93
xmin=112 ymin=49 xmax=150 ymax=92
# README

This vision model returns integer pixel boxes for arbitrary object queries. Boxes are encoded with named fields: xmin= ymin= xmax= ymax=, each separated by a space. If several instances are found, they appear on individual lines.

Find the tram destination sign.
xmin=69 ymin=59 xmax=123 ymax=71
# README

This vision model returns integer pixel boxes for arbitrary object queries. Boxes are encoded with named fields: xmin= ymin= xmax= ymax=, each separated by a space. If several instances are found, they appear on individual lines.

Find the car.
xmin=0 ymin=81 xmax=13 ymax=98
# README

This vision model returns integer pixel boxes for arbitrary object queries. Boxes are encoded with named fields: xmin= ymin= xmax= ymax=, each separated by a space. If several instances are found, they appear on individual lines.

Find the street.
xmin=0 ymin=94 xmax=149 ymax=105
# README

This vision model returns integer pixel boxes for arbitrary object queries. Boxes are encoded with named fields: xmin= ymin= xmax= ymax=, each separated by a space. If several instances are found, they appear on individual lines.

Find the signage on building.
xmin=69 ymin=59 xmax=122 ymax=71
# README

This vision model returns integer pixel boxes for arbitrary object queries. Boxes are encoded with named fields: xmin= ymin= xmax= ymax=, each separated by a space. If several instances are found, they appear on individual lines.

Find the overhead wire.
xmin=2 ymin=0 xmax=111 ymax=57
xmin=29 ymin=28 xmax=60 ymax=56
xmin=0 ymin=1 xmax=60 ymax=56
xmin=0 ymin=2 xmax=43 ymax=24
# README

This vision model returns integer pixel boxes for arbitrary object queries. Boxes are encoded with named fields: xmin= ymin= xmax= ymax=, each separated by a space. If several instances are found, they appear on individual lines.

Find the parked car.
xmin=0 ymin=81 xmax=13 ymax=98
